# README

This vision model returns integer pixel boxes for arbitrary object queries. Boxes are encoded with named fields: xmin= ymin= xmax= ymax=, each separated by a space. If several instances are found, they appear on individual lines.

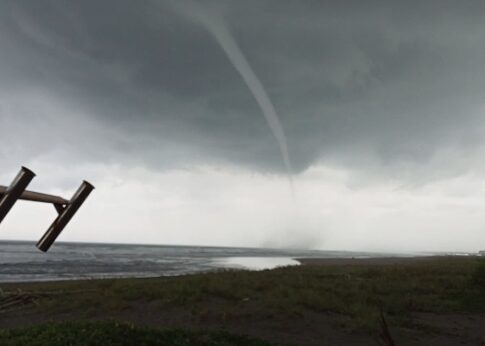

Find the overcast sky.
xmin=1 ymin=0 xmax=485 ymax=252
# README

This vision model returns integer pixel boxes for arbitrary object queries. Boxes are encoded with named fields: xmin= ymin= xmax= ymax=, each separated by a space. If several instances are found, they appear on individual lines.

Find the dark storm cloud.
xmin=1 ymin=0 xmax=485 ymax=179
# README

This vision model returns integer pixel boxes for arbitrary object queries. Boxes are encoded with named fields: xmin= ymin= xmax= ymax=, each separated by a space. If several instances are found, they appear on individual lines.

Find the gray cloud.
xmin=1 ymin=0 xmax=485 ymax=181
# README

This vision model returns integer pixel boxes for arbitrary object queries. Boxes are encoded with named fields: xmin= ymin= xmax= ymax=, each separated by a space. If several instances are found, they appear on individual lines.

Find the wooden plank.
xmin=0 ymin=185 xmax=68 ymax=205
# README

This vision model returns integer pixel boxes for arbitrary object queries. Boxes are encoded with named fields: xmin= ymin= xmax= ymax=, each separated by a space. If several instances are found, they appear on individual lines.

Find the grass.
xmin=471 ymin=259 xmax=485 ymax=288
xmin=1 ymin=256 xmax=485 ymax=344
xmin=0 ymin=321 xmax=275 ymax=346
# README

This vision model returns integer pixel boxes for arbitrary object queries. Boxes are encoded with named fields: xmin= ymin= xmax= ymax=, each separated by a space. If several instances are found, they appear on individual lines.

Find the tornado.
xmin=202 ymin=18 xmax=293 ymax=178
xmin=169 ymin=2 xmax=294 ymax=191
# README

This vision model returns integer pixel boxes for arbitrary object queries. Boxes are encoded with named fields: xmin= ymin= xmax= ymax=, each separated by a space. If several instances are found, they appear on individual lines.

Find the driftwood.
xmin=0 ymin=288 xmax=99 ymax=313
xmin=0 ymin=289 xmax=45 ymax=312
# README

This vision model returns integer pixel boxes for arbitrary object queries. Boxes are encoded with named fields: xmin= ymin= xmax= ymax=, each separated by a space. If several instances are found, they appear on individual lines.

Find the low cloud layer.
xmin=1 ymin=1 xmax=485 ymax=251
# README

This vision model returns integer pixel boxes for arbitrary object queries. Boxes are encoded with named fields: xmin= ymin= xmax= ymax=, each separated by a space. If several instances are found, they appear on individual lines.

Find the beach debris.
xmin=0 ymin=289 xmax=43 ymax=313
xmin=0 ymin=166 xmax=94 ymax=252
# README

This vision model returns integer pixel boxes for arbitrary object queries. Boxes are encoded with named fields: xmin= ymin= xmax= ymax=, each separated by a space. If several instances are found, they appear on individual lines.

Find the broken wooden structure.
xmin=0 ymin=167 xmax=94 ymax=252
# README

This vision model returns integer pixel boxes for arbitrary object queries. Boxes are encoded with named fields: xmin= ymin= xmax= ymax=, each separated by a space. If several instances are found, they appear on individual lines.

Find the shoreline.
xmin=0 ymin=254 xmax=479 ymax=285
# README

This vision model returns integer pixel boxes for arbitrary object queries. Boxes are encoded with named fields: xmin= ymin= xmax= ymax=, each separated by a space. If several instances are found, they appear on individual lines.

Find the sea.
xmin=0 ymin=240 xmax=416 ymax=283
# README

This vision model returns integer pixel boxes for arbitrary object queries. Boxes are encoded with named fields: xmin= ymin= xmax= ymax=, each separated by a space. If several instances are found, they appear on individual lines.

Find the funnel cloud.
xmin=201 ymin=16 xmax=293 ymax=178
xmin=171 ymin=2 xmax=293 ymax=188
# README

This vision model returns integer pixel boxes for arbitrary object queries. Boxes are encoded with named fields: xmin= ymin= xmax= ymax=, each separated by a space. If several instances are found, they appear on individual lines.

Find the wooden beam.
xmin=0 ymin=185 xmax=68 ymax=205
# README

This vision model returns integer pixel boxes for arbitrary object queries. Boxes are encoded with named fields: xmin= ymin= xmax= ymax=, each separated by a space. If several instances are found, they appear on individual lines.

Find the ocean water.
xmin=0 ymin=241 xmax=398 ymax=283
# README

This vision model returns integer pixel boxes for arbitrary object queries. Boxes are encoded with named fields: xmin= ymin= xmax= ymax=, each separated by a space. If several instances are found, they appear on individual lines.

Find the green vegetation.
xmin=471 ymin=259 xmax=485 ymax=288
xmin=0 ymin=321 xmax=275 ymax=346
xmin=1 ymin=257 xmax=485 ymax=344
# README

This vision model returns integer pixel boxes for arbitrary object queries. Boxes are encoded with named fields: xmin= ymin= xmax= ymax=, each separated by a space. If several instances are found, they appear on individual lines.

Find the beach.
xmin=0 ymin=240 xmax=411 ymax=282
xmin=1 ymin=255 xmax=484 ymax=345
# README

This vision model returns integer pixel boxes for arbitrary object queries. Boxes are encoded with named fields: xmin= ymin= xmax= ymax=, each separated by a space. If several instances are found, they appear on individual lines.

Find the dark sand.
xmin=296 ymin=255 xmax=453 ymax=266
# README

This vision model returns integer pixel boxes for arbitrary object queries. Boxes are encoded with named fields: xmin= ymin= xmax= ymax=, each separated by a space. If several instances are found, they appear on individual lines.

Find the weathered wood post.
xmin=0 ymin=167 xmax=36 ymax=224
xmin=0 ymin=166 xmax=94 ymax=252
xmin=37 ymin=181 xmax=94 ymax=252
